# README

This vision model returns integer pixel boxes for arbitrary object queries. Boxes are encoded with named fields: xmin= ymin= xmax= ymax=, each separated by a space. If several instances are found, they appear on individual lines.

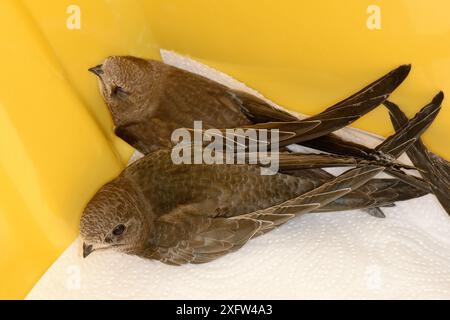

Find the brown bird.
xmin=89 ymin=56 xmax=422 ymax=193
xmin=80 ymin=98 xmax=438 ymax=265
xmin=88 ymin=56 xmax=435 ymax=217
xmin=384 ymin=92 xmax=450 ymax=215
xmin=88 ymin=56 xmax=410 ymax=157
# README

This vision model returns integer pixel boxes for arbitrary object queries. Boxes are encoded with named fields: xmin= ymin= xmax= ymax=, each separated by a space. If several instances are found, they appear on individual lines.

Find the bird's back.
xmin=122 ymin=150 xmax=320 ymax=218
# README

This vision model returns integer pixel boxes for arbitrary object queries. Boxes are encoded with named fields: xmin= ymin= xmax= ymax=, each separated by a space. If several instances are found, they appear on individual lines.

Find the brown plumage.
xmin=80 ymin=100 xmax=438 ymax=265
xmin=90 ymin=56 xmax=436 ymax=219
xmin=384 ymin=92 xmax=450 ymax=215
xmin=89 ymin=56 xmax=410 ymax=156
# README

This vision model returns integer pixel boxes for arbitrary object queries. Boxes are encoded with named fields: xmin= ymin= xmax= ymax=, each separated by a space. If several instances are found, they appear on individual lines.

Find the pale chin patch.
xmin=26 ymin=50 xmax=450 ymax=300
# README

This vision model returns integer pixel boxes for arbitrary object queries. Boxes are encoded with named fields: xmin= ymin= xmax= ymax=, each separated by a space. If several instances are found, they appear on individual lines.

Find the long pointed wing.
xmin=143 ymin=99 xmax=440 ymax=266
xmin=236 ymin=165 xmax=384 ymax=218
xmin=376 ymin=92 xmax=442 ymax=157
xmin=270 ymin=98 xmax=441 ymax=215
xmin=276 ymin=152 xmax=416 ymax=171
xmin=183 ymin=65 xmax=415 ymax=172
xmin=274 ymin=165 xmax=426 ymax=214
xmin=384 ymin=167 xmax=432 ymax=193
xmin=144 ymin=166 xmax=384 ymax=265
xmin=199 ymin=94 xmax=441 ymax=179
xmin=232 ymin=166 xmax=386 ymax=236
xmin=306 ymin=91 xmax=440 ymax=195
xmin=215 ymin=65 xmax=411 ymax=157
xmin=301 ymin=133 xmax=375 ymax=158
xmin=236 ymin=65 xmax=410 ymax=123
xmin=233 ymin=65 xmax=410 ymax=145
xmin=316 ymin=178 xmax=427 ymax=213
xmin=300 ymin=92 xmax=443 ymax=193
xmin=384 ymin=92 xmax=450 ymax=215
xmin=301 ymin=90 xmax=441 ymax=160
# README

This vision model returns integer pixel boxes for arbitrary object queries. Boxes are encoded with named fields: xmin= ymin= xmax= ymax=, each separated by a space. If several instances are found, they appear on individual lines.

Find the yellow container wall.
xmin=0 ymin=0 xmax=449 ymax=299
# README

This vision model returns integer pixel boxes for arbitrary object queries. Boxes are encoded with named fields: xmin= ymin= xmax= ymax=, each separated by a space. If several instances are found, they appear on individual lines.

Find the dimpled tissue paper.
xmin=26 ymin=50 xmax=450 ymax=300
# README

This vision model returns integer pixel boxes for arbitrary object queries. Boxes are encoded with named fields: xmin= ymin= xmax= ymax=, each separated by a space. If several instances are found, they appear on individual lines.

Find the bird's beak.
xmin=82 ymin=242 xmax=95 ymax=258
xmin=88 ymin=64 xmax=104 ymax=77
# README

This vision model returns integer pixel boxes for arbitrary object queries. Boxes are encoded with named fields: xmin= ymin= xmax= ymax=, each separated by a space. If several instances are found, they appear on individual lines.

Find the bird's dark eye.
xmin=112 ymin=224 xmax=126 ymax=236
xmin=112 ymin=85 xmax=129 ymax=98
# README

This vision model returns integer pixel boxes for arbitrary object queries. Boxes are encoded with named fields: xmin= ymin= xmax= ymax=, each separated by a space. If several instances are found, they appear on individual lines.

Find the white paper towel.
xmin=26 ymin=50 xmax=450 ymax=300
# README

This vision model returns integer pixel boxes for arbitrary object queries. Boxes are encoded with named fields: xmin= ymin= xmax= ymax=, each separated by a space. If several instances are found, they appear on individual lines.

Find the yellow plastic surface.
xmin=0 ymin=0 xmax=449 ymax=299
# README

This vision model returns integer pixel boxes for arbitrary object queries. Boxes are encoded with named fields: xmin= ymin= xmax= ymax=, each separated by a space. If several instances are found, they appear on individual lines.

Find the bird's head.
xmin=79 ymin=178 xmax=152 ymax=258
xmin=88 ymin=56 xmax=157 ymax=125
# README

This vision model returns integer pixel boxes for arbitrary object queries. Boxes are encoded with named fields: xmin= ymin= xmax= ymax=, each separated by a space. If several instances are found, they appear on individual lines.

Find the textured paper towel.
xmin=27 ymin=51 xmax=450 ymax=299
